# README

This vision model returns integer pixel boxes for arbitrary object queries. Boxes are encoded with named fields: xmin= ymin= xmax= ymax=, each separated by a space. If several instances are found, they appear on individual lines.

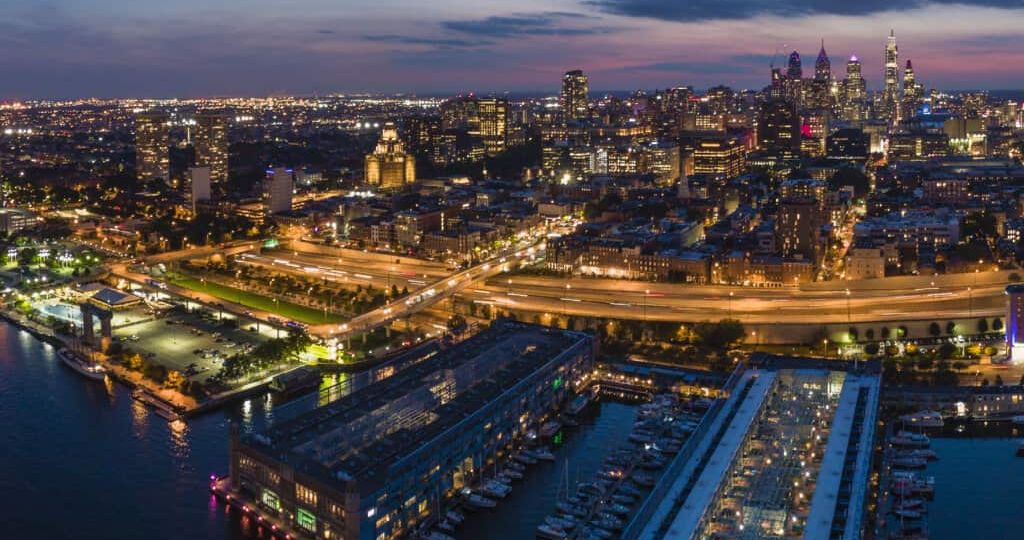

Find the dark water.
xmin=0 ymin=322 xmax=271 ymax=540
xmin=458 ymin=401 xmax=639 ymax=540
xmin=928 ymin=423 xmax=1024 ymax=540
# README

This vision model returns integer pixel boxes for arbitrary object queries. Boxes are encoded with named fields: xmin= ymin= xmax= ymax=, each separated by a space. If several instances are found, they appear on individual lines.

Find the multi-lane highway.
xmin=466 ymin=274 xmax=1008 ymax=324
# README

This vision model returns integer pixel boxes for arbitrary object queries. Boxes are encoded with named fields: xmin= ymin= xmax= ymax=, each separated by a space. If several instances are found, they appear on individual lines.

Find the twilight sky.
xmin=2 ymin=0 xmax=1023 ymax=99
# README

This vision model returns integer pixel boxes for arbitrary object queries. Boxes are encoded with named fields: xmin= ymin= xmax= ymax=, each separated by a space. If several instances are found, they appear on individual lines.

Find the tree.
xmin=126 ymin=353 xmax=145 ymax=371
xmin=881 ymin=326 xmax=891 ymax=339
xmin=165 ymin=370 xmax=187 ymax=390
xmin=938 ymin=342 xmax=956 ymax=359
xmin=848 ymin=326 xmax=858 ymax=342
xmin=928 ymin=322 xmax=941 ymax=337
xmin=977 ymin=318 xmax=989 ymax=334
xmin=691 ymin=319 xmax=746 ymax=350
xmin=897 ymin=325 xmax=909 ymax=339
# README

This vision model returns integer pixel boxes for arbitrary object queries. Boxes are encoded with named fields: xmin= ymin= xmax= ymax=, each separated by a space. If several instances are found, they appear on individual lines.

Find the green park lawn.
xmin=168 ymin=274 xmax=347 ymax=325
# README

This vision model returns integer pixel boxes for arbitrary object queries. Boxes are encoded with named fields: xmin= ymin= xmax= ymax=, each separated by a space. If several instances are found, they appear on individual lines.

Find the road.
xmin=467 ymin=274 xmax=1008 ymax=324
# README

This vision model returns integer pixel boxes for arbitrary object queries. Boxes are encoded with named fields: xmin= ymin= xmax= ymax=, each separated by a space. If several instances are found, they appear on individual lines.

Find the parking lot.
xmin=116 ymin=308 xmax=268 ymax=383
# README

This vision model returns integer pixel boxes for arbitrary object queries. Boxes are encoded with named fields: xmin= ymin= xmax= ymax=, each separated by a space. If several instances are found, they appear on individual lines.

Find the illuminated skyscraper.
xmin=883 ymin=29 xmax=900 ymax=122
xmin=188 ymin=166 xmax=211 ymax=214
xmin=365 ymin=122 xmax=416 ymax=190
xmin=265 ymin=167 xmax=293 ymax=215
xmin=134 ymin=112 xmax=169 ymax=183
xmin=476 ymin=98 xmax=508 ymax=156
xmin=814 ymin=41 xmax=831 ymax=81
xmin=758 ymin=99 xmax=801 ymax=161
xmin=786 ymin=51 xmax=803 ymax=80
xmin=560 ymin=70 xmax=589 ymax=121
xmin=842 ymin=55 xmax=867 ymax=121
xmin=194 ymin=113 xmax=229 ymax=185
xmin=901 ymin=60 xmax=922 ymax=121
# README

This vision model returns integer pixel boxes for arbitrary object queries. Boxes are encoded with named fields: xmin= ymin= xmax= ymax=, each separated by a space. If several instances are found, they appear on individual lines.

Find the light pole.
xmin=845 ymin=288 xmax=851 ymax=324
xmin=728 ymin=291 xmax=734 ymax=319
xmin=643 ymin=289 xmax=650 ymax=321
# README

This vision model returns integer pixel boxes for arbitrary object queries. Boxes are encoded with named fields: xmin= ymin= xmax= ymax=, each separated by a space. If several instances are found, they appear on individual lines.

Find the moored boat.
xmin=59 ymin=348 xmax=106 ymax=381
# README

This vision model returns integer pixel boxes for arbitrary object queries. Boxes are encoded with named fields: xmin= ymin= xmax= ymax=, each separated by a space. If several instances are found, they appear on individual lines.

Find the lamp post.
xmin=643 ymin=289 xmax=650 ymax=321
xmin=845 ymin=288 xmax=851 ymax=324
xmin=728 ymin=291 xmax=734 ymax=319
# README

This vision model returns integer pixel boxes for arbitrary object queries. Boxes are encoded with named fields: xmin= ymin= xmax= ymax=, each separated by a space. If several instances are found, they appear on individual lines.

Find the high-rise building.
xmin=758 ymin=99 xmax=801 ymax=160
xmin=786 ymin=50 xmax=803 ymax=80
xmin=265 ymin=167 xmax=293 ymax=215
xmin=814 ymin=40 xmax=831 ymax=81
xmin=364 ymin=122 xmax=416 ymax=190
xmin=188 ymin=166 xmax=211 ymax=214
xmin=476 ymin=98 xmax=507 ymax=156
xmin=692 ymin=137 xmax=746 ymax=178
xmin=134 ymin=112 xmax=170 ymax=183
xmin=194 ymin=113 xmax=229 ymax=185
xmin=809 ymin=41 xmax=834 ymax=110
xmin=901 ymin=60 xmax=922 ymax=121
xmin=560 ymin=70 xmax=589 ymax=121
xmin=776 ymin=197 xmax=827 ymax=263
xmin=842 ymin=55 xmax=867 ymax=121
xmin=883 ymin=29 xmax=900 ymax=123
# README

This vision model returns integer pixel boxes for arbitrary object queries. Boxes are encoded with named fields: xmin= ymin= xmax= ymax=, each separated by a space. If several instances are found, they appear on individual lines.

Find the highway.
xmin=467 ymin=274 xmax=1008 ymax=324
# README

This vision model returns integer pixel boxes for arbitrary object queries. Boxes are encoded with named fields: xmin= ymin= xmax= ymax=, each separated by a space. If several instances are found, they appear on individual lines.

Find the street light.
xmin=728 ymin=291 xmax=734 ymax=319
xmin=845 ymin=288 xmax=851 ymax=324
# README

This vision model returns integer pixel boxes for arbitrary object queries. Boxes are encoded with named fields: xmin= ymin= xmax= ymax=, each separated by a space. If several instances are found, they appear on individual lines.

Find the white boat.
xmin=480 ymin=481 xmax=511 ymax=498
xmin=59 ymin=349 xmax=106 ymax=381
xmin=545 ymin=515 xmax=576 ymax=530
xmin=464 ymin=493 xmax=496 ymax=509
xmin=536 ymin=524 xmax=567 ymax=539
xmin=502 ymin=469 xmax=524 ymax=480
xmin=531 ymin=448 xmax=556 ymax=461
xmin=899 ymin=410 xmax=944 ymax=429
xmin=566 ymin=394 xmax=591 ymax=415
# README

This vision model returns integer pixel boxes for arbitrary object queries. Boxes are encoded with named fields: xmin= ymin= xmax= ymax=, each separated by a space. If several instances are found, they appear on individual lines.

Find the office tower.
xmin=476 ymin=98 xmax=508 ymax=156
xmin=194 ymin=113 xmax=229 ymax=185
xmin=134 ymin=112 xmax=170 ymax=183
xmin=842 ymin=55 xmax=867 ymax=121
xmin=883 ymin=29 xmax=900 ymax=122
xmin=786 ymin=51 xmax=803 ymax=80
xmin=776 ymin=197 xmax=828 ymax=263
xmin=814 ymin=41 xmax=831 ymax=81
xmin=560 ymin=70 xmax=589 ymax=121
xmin=265 ymin=167 xmax=293 ymax=215
xmin=364 ymin=122 xmax=416 ymax=190
xmin=692 ymin=138 xmax=746 ymax=178
xmin=758 ymin=99 xmax=801 ymax=160
xmin=188 ymin=166 xmax=211 ymax=213
xmin=901 ymin=60 xmax=922 ymax=121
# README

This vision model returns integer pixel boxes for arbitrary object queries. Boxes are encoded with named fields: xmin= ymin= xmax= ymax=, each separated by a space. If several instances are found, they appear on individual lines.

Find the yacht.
xmin=899 ymin=410 xmax=944 ymax=429
xmin=540 ymin=421 xmax=562 ymax=438
xmin=463 ymin=493 xmax=496 ymax=509
xmin=536 ymin=523 xmax=567 ymax=539
xmin=59 ymin=349 xmax=106 ymax=381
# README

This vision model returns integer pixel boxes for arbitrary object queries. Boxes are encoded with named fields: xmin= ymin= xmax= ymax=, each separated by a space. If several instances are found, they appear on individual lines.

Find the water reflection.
xmin=169 ymin=418 xmax=190 ymax=458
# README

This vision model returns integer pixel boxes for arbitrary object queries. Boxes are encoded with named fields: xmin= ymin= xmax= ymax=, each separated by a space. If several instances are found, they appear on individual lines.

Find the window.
xmin=296 ymin=483 xmax=318 ymax=506
xmin=261 ymin=489 xmax=281 ymax=511
xmin=296 ymin=508 xmax=317 ymax=532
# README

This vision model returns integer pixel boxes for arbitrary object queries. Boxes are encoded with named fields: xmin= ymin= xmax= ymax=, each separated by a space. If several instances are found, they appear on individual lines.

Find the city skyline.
xmin=4 ymin=0 xmax=1024 ymax=99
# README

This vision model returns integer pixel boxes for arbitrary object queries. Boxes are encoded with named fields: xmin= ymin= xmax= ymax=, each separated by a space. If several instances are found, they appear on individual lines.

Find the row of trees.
xmin=214 ymin=331 xmax=313 ymax=383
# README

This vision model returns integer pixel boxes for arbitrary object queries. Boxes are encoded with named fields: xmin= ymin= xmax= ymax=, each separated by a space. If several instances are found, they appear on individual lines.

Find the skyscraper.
xmin=814 ymin=41 xmax=831 ymax=81
xmin=365 ymin=122 xmax=416 ymax=190
xmin=188 ymin=166 xmax=211 ymax=214
xmin=842 ymin=55 xmax=867 ymax=121
xmin=901 ymin=60 xmax=922 ymax=121
xmin=134 ymin=112 xmax=170 ymax=183
xmin=476 ymin=98 xmax=508 ymax=156
xmin=758 ymin=99 xmax=801 ymax=161
xmin=560 ymin=70 xmax=589 ymax=121
xmin=194 ymin=113 xmax=229 ymax=185
xmin=786 ymin=51 xmax=803 ymax=80
xmin=883 ymin=29 xmax=900 ymax=122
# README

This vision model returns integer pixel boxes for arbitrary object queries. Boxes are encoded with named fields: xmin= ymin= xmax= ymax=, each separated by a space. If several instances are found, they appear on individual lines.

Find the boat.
xmin=59 ymin=348 xmax=106 ymax=381
xmin=632 ymin=472 xmax=655 ymax=487
xmin=892 ymin=498 xmax=925 ymax=510
xmin=435 ymin=520 xmax=455 ymax=534
xmin=514 ymin=452 xmax=538 ymax=465
xmin=540 ymin=421 xmax=562 ymax=438
xmin=605 ymin=503 xmax=631 ymax=516
xmin=445 ymin=510 xmax=464 ymax=525
xmin=899 ymin=410 xmax=944 ymax=429
xmin=545 ymin=515 xmax=576 ymax=530
xmin=1012 ymin=416 xmax=1024 ymax=426
xmin=566 ymin=394 xmax=591 ymax=415
xmin=536 ymin=524 xmax=567 ymax=539
xmin=463 ymin=493 xmax=496 ymax=509
xmin=531 ymin=448 xmax=556 ymax=461
xmin=480 ymin=481 xmax=511 ymax=498
xmin=132 ymin=388 xmax=181 ymax=422
xmin=269 ymin=366 xmax=320 ymax=397
xmin=579 ymin=527 xmax=613 ymax=540
xmin=897 ymin=449 xmax=938 ymax=461
xmin=891 ymin=432 xmax=930 ymax=448
xmin=560 ymin=414 xmax=579 ymax=427
xmin=502 ymin=469 xmax=524 ymax=480
xmin=891 ymin=456 xmax=928 ymax=469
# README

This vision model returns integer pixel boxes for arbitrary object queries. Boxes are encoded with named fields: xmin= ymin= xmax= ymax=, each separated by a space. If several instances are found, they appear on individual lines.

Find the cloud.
xmin=363 ymin=34 xmax=491 ymax=48
xmin=584 ymin=0 xmax=1024 ymax=21
xmin=442 ymin=11 xmax=614 ymax=38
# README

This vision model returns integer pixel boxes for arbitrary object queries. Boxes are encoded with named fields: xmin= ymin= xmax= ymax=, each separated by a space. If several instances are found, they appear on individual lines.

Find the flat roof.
xmin=243 ymin=321 xmax=589 ymax=491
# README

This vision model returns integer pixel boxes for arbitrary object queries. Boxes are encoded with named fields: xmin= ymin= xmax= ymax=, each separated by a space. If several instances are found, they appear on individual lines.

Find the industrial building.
xmin=624 ymin=355 xmax=880 ymax=540
xmin=227 ymin=321 xmax=595 ymax=540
